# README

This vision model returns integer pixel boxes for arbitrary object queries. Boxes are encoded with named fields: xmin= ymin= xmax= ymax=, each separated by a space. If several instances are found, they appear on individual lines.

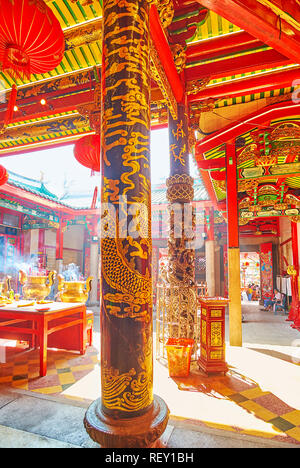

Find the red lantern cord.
xmin=91 ymin=186 xmax=98 ymax=209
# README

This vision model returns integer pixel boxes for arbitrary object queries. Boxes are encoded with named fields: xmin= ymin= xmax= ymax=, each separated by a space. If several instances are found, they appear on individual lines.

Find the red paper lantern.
xmin=0 ymin=165 xmax=8 ymax=186
xmin=0 ymin=0 xmax=65 ymax=79
xmin=74 ymin=134 xmax=101 ymax=173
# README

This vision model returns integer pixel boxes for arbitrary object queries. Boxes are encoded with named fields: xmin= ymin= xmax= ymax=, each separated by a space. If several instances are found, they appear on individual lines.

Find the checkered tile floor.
xmin=0 ymin=346 xmax=99 ymax=396
xmin=1 ymin=341 xmax=300 ymax=446
xmin=170 ymin=361 xmax=300 ymax=445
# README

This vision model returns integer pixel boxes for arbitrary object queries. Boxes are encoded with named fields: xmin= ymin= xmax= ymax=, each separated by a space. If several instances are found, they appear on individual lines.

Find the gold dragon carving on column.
xmin=100 ymin=0 xmax=153 ymax=414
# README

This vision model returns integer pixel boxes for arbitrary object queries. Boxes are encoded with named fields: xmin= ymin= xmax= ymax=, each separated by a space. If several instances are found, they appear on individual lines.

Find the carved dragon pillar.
xmin=166 ymin=102 xmax=197 ymax=342
xmin=84 ymin=0 xmax=169 ymax=448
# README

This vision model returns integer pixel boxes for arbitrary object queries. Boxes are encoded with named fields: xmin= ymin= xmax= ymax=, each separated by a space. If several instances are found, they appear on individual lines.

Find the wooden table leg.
xmin=80 ymin=306 xmax=87 ymax=355
xmin=32 ymin=320 xmax=37 ymax=349
xmin=39 ymin=316 xmax=48 ymax=377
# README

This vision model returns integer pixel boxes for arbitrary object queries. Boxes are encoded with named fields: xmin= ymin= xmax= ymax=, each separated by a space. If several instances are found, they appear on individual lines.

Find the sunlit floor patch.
xmin=1 ymin=306 xmax=300 ymax=445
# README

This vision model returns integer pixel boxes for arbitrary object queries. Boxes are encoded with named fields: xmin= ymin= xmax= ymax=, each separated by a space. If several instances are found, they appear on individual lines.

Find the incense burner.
xmin=57 ymin=275 xmax=93 ymax=303
xmin=0 ymin=277 xmax=9 ymax=296
xmin=19 ymin=270 xmax=56 ymax=301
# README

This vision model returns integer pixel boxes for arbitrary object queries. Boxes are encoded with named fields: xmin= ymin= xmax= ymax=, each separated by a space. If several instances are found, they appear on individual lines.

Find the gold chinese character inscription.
xmin=172 ymin=121 xmax=186 ymax=140
xmin=170 ymin=143 xmax=186 ymax=166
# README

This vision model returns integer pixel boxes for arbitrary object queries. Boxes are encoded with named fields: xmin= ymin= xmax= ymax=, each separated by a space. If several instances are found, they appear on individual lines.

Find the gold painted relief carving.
xmin=102 ymin=365 xmax=152 ymax=412
xmin=156 ymin=0 xmax=174 ymax=29
xmin=210 ymin=350 xmax=223 ymax=360
xmin=211 ymin=322 xmax=222 ymax=347
xmin=64 ymin=20 xmax=102 ymax=50
xmin=211 ymin=310 xmax=222 ymax=317
xmin=201 ymin=319 xmax=207 ymax=345
xmin=171 ymin=44 xmax=187 ymax=74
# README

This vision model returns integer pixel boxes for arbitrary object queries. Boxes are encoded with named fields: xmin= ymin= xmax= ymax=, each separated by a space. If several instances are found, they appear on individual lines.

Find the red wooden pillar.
xmin=55 ymin=222 xmax=64 ymax=274
xmin=56 ymin=223 xmax=64 ymax=261
xmin=205 ymin=207 xmax=214 ymax=241
xmin=38 ymin=229 xmax=45 ymax=270
xmin=205 ymin=207 xmax=215 ymax=296
xmin=290 ymin=222 xmax=300 ymax=328
xmin=226 ymin=142 xmax=242 ymax=346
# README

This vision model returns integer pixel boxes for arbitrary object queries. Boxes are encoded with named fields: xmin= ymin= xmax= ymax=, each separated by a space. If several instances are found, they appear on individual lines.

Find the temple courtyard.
xmin=0 ymin=303 xmax=299 ymax=448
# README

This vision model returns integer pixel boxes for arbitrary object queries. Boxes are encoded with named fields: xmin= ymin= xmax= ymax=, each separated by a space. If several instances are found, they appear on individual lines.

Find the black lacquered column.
xmin=84 ymin=0 xmax=169 ymax=448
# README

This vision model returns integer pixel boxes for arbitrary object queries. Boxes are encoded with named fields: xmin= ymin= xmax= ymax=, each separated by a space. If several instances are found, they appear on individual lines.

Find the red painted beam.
xmin=0 ymin=133 xmax=90 ymax=157
xmin=186 ymin=49 xmax=292 ymax=81
xmin=189 ymin=67 xmax=300 ymax=103
xmin=149 ymin=4 xmax=184 ymax=103
xmin=199 ymin=169 xmax=219 ymax=206
xmin=196 ymin=0 xmax=300 ymax=63
xmin=195 ymin=100 xmax=300 ymax=155
xmin=198 ymin=157 xmax=225 ymax=170
xmin=0 ymin=89 xmax=95 ymax=125
xmin=186 ymin=31 xmax=264 ymax=62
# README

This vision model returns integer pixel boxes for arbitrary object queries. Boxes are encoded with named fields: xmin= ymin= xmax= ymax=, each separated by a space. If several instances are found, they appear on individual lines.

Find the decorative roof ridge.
xmin=7 ymin=170 xmax=59 ymax=200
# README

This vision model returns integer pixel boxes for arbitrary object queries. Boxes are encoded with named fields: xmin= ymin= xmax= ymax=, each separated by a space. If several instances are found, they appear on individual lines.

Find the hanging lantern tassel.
xmin=91 ymin=186 xmax=98 ymax=209
xmin=4 ymin=84 xmax=17 ymax=127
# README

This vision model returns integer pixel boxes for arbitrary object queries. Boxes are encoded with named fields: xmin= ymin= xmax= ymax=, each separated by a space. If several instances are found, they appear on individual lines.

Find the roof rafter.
xmin=197 ymin=0 xmax=300 ymax=63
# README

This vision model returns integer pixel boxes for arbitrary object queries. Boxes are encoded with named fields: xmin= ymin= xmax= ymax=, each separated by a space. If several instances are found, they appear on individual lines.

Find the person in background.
xmin=264 ymin=288 xmax=281 ymax=311
xmin=273 ymin=293 xmax=287 ymax=315
xmin=247 ymin=284 xmax=253 ymax=301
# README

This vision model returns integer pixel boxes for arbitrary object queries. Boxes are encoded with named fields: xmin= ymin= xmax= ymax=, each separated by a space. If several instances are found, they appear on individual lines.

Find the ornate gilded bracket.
xmin=186 ymin=78 xmax=210 ymax=96
xmin=170 ymin=44 xmax=186 ymax=74
xmin=64 ymin=20 xmax=102 ymax=51
xmin=77 ymin=82 xmax=101 ymax=133
xmin=45 ymin=0 xmax=94 ymax=5
xmin=156 ymin=0 xmax=174 ymax=28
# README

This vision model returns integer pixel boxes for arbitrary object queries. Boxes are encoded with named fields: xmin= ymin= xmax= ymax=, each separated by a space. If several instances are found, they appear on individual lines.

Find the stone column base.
xmin=84 ymin=395 xmax=169 ymax=448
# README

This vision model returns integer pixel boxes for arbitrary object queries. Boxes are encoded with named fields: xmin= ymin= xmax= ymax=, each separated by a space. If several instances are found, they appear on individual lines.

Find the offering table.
xmin=0 ymin=302 xmax=87 ymax=377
